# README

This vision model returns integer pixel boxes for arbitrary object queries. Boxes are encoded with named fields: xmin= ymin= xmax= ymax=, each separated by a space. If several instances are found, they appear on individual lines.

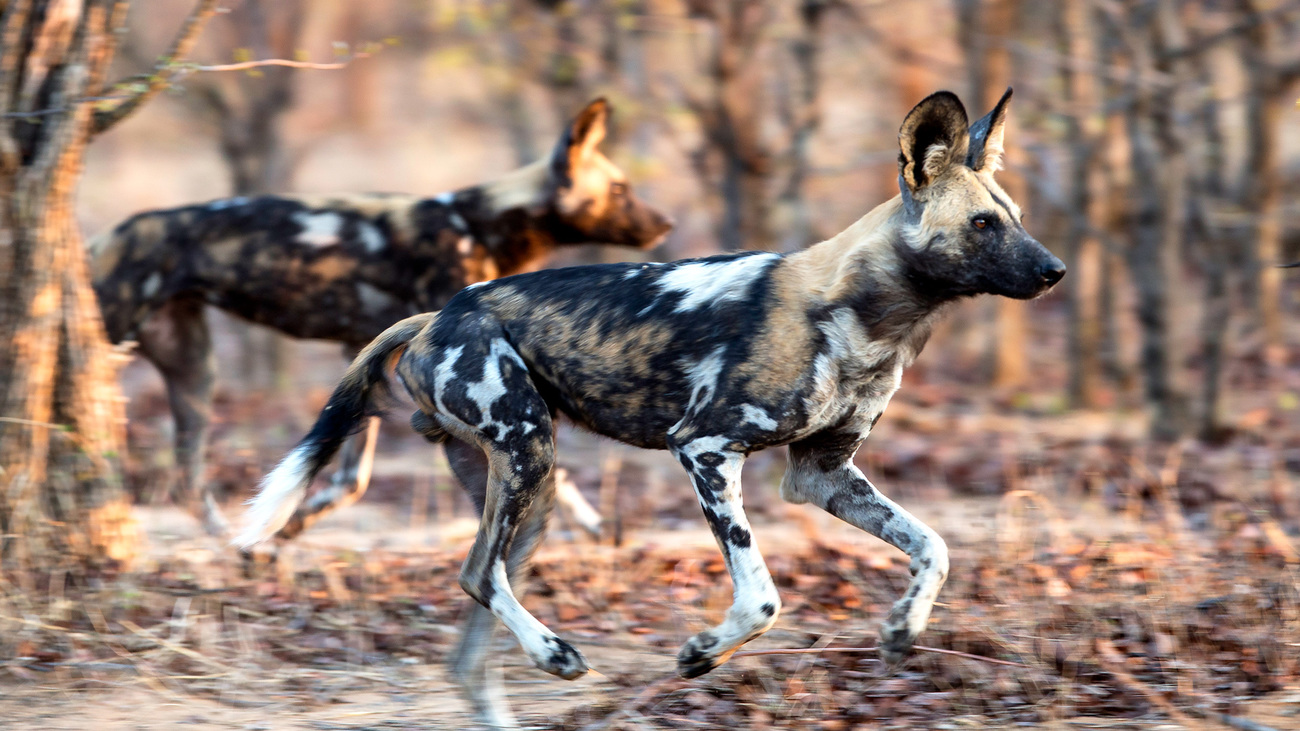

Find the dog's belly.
xmin=539 ymin=377 xmax=687 ymax=451
xmin=208 ymin=278 xmax=416 ymax=344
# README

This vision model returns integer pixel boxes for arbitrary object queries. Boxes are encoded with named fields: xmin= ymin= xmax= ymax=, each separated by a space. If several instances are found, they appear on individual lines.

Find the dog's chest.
xmin=798 ymin=311 xmax=907 ymax=440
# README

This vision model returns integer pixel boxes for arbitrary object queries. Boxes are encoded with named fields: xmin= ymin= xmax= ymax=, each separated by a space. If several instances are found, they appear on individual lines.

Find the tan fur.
xmin=558 ymin=153 xmax=625 ymax=219
xmin=484 ymin=159 xmax=550 ymax=213
xmin=89 ymin=232 xmax=124 ymax=280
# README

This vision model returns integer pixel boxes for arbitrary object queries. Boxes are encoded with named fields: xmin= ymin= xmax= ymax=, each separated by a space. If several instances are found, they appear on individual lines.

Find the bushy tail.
xmin=234 ymin=312 xmax=438 ymax=547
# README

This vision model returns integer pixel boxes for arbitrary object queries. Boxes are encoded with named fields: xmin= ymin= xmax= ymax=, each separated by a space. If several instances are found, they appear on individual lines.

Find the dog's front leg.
xmin=781 ymin=442 xmax=949 ymax=665
xmin=669 ymin=435 xmax=780 ymax=678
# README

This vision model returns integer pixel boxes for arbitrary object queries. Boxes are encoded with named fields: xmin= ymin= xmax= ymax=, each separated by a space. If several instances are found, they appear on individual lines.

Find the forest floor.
xmin=2 ymin=330 xmax=1300 ymax=729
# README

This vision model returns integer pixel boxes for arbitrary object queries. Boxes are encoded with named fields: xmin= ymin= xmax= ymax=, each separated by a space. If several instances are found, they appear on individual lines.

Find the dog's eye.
xmin=972 ymin=217 xmax=988 ymax=230
xmin=610 ymin=182 xmax=628 ymax=197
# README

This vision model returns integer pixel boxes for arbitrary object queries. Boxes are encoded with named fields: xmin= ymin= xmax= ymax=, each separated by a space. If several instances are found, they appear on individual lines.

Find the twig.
xmin=731 ymin=643 xmax=1029 ymax=669
xmin=117 ymin=619 xmax=232 ymax=672
xmin=91 ymin=0 xmax=219 ymax=135
xmin=0 ymin=416 xmax=66 ymax=430
xmin=193 ymin=58 xmax=351 ymax=72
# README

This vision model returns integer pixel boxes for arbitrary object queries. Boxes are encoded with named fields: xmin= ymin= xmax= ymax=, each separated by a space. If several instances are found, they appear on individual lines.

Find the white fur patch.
xmin=434 ymin=192 xmax=455 ymax=205
xmin=235 ymin=445 xmax=313 ymax=547
xmin=141 ymin=272 xmax=161 ymax=299
xmin=293 ymin=211 xmax=344 ymax=247
xmin=486 ymin=560 xmax=565 ymax=670
xmin=450 ymin=212 xmax=469 ymax=232
xmin=683 ymin=347 xmax=726 ymax=414
xmin=432 ymin=345 xmax=466 ymax=416
xmin=462 ymin=339 xmax=527 ymax=439
xmin=358 ymin=222 xmax=385 ymax=253
xmin=740 ymin=404 xmax=778 ymax=431
xmin=657 ymin=254 xmax=777 ymax=312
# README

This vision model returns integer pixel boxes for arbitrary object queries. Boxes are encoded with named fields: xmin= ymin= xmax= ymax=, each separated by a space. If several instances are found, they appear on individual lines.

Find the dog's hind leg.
xmin=273 ymin=417 xmax=380 ymax=541
xmin=445 ymin=437 xmax=555 ymax=729
xmin=668 ymin=433 xmax=780 ymax=679
xmin=781 ymin=441 xmax=949 ymax=665
xmin=138 ymin=298 xmax=225 ymax=536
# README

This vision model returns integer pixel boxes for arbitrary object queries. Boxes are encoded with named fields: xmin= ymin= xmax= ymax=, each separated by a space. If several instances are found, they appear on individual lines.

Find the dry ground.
xmin=4 ymin=313 xmax=1300 ymax=730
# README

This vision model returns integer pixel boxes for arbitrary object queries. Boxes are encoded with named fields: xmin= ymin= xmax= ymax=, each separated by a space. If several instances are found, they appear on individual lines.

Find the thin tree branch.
xmin=3 ymin=52 xmax=371 ymax=121
xmin=192 ymin=58 xmax=350 ymax=72
xmin=90 ymin=0 xmax=219 ymax=136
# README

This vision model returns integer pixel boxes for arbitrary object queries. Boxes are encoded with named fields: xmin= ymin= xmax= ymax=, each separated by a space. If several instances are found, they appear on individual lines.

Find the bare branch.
xmin=192 ymin=58 xmax=351 ymax=73
xmin=90 ymin=0 xmax=219 ymax=136
xmin=1 ymin=51 xmax=372 ymax=121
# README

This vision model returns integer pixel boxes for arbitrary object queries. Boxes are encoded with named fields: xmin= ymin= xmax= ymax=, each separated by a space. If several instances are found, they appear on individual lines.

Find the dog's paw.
xmin=534 ymin=636 xmax=588 ymax=680
xmin=676 ymin=630 xmax=725 ymax=679
xmin=878 ymin=623 xmax=916 ymax=667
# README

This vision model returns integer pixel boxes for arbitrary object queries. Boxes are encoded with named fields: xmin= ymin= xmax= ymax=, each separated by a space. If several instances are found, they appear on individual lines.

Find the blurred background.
xmin=89 ymin=0 xmax=1300 ymax=515
xmin=12 ymin=0 xmax=1297 ymax=726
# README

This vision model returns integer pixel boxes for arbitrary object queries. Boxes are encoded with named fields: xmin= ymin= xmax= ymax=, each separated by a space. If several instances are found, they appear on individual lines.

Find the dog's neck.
xmin=427 ymin=161 xmax=564 ymax=277
xmin=790 ymin=196 xmax=946 ymax=355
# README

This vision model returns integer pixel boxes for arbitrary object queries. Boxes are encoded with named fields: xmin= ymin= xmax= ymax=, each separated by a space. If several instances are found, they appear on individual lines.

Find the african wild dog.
xmin=91 ymin=99 xmax=671 ymax=538
xmin=238 ymin=89 xmax=1064 ymax=728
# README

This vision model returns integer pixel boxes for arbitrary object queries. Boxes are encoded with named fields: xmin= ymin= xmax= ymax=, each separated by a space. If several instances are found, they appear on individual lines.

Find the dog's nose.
xmin=1040 ymin=262 xmax=1066 ymax=286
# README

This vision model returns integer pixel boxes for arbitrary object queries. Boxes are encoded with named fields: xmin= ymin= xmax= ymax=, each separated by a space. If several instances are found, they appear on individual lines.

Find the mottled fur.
xmin=240 ymin=90 xmax=1064 ymax=729
xmin=92 ymin=99 xmax=671 ymax=536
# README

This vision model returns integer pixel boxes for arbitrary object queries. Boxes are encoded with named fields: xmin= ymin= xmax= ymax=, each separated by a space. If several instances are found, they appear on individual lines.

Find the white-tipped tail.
xmin=234 ymin=446 xmax=314 ymax=548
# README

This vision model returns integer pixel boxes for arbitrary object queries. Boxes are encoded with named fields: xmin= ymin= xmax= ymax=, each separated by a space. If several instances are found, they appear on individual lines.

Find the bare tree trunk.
xmin=1097 ymin=109 xmax=1130 ymax=392
xmin=1057 ymin=0 xmax=1103 ymax=408
xmin=0 ymin=0 xmax=136 ymax=567
xmin=1115 ymin=0 xmax=1190 ymax=440
xmin=960 ymin=0 xmax=1027 ymax=388
xmin=774 ymin=0 xmax=827 ymax=252
xmin=1236 ymin=0 xmax=1296 ymax=365
xmin=1187 ymin=9 xmax=1232 ymax=442
xmin=684 ymin=0 xmax=772 ymax=251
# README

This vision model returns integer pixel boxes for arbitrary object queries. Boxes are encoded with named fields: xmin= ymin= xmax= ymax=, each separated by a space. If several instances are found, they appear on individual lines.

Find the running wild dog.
xmin=91 ymin=99 xmax=671 ymax=537
xmin=238 ymin=89 xmax=1064 ymax=728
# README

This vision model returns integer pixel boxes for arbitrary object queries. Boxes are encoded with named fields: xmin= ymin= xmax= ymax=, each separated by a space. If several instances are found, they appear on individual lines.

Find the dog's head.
xmin=892 ymin=89 xmax=1064 ymax=301
xmin=541 ymin=98 xmax=673 ymax=249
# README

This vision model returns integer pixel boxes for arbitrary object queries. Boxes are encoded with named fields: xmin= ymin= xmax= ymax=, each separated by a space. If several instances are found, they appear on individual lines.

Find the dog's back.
xmin=90 ymin=193 xmax=452 ymax=345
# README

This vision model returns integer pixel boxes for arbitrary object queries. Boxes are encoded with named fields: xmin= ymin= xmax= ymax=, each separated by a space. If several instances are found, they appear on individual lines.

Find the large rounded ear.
xmin=549 ymin=98 xmax=610 ymax=185
xmin=898 ymin=91 xmax=969 ymax=193
xmin=967 ymin=87 xmax=1012 ymax=172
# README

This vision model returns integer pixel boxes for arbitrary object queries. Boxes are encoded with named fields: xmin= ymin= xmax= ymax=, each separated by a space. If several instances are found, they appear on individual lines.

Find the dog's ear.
xmin=967 ymin=87 xmax=1012 ymax=173
xmin=898 ymin=91 xmax=969 ymax=193
xmin=549 ymin=98 xmax=610 ymax=185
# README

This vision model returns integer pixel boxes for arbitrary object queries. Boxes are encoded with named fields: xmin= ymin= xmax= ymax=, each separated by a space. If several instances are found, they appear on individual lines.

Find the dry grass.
xmin=0 ymin=500 xmax=1296 ymax=730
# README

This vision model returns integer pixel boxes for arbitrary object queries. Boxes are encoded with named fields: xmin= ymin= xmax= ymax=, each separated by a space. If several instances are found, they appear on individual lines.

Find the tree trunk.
xmin=685 ymin=0 xmax=772 ymax=251
xmin=0 ymin=0 xmax=137 ymax=568
xmin=1238 ymin=4 xmax=1287 ymax=363
xmin=960 ymin=0 xmax=1027 ymax=389
xmin=1188 ymin=9 xmax=1232 ymax=442
xmin=1057 ymin=0 xmax=1103 ymax=408
xmin=1117 ymin=0 xmax=1189 ymax=440
xmin=774 ymin=0 xmax=827 ymax=252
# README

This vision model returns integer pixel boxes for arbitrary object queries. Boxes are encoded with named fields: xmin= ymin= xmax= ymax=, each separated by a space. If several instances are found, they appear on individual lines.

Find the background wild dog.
xmin=91 ymin=98 xmax=672 ymax=537
xmin=238 ymin=88 xmax=1064 ymax=729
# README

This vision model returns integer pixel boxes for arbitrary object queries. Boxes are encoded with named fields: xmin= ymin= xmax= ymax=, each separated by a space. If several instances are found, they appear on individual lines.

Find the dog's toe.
xmin=536 ymin=636 xmax=588 ymax=680
xmin=676 ymin=630 xmax=725 ymax=679
xmin=878 ymin=624 xmax=915 ymax=667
